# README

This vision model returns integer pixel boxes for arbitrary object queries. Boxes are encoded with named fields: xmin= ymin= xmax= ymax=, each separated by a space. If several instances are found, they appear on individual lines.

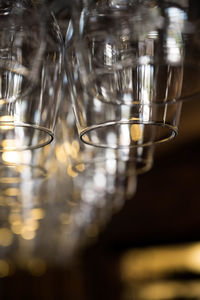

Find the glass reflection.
xmin=0 ymin=107 xmax=138 ymax=275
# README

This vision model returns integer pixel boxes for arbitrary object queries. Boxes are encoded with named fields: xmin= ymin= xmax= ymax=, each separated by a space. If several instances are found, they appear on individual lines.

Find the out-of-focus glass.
xmin=58 ymin=93 xmax=138 ymax=239
xmin=119 ymin=146 xmax=154 ymax=175
xmin=0 ymin=6 xmax=64 ymax=151
xmin=62 ymin=96 xmax=154 ymax=175
xmin=0 ymin=105 xmax=138 ymax=274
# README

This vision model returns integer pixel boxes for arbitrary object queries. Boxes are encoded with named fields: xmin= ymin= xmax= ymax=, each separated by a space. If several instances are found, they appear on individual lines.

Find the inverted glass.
xmin=0 ymin=7 xmax=64 ymax=151
xmin=62 ymin=79 xmax=154 ymax=174
xmin=66 ymin=1 xmax=184 ymax=148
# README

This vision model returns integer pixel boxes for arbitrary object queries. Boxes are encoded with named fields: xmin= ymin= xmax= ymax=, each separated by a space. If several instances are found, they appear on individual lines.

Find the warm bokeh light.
xmin=9 ymin=213 xmax=22 ymax=224
xmin=0 ymin=115 xmax=15 ymax=130
xmin=1 ymin=140 xmax=18 ymax=150
xmin=0 ymin=99 xmax=7 ymax=105
xmin=11 ymin=222 xmax=23 ymax=235
xmin=20 ymin=228 xmax=36 ymax=240
xmin=72 ymin=140 xmax=80 ymax=151
xmin=187 ymin=243 xmax=200 ymax=272
xmin=70 ymin=141 xmax=79 ymax=159
xmin=135 ymin=280 xmax=200 ymax=300
xmin=120 ymin=243 xmax=200 ymax=300
xmin=131 ymin=124 xmax=143 ymax=142
xmin=31 ymin=208 xmax=45 ymax=220
xmin=67 ymin=164 xmax=78 ymax=178
xmin=0 ymin=228 xmax=13 ymax=247
xmin=121 ymin=243 xmax=200 ymax=281
xmin=4 ymin=188 xmax=20 ymax=197
xmin=2 ymin=151 xmax=23 ymax=164
xmin=56 ymin=145 xmax=67 ymax=163
xmin=24 ymin=219 xmax=39 ymax=231
xmin=75 ymin=163 xmax=85 ymax=172
xmin=63 ymin=140 xmax=80 ymax=160
xmin=0 ymin=176 xmax=21 ymax=184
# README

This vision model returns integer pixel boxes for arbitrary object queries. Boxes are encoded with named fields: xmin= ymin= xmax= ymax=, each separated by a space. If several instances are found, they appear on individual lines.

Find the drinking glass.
xmin=58 ymin=109 xmax=138 ymax=242
xmin=66 ymin=1 xmax=183 ymax=148
xmin=62 ymin=74 xmax=155 ymax=175
xmin=0 ymin=6 xmax=64 ymax=151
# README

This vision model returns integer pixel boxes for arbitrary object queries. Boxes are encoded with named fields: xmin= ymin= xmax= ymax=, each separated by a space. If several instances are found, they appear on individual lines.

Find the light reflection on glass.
xmin=0 ymin=105 xmax=138 ymax=275
xmin=166 ymin=7 xmax=185 ymax=65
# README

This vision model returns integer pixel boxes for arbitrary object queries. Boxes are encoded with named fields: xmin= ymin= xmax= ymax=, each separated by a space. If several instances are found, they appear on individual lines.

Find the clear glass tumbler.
xmin=66 ymin=1 xmax=183 ymax=148
xmin=0 ymin=6 xmax=64 ymax=151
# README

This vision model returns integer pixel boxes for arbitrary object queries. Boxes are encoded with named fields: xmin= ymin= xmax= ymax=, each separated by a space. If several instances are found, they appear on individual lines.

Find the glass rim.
xmin=80 ymin=121 xmax=178 ymax=149
xmin=0 ymin=122 xmax=54 ymax=151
